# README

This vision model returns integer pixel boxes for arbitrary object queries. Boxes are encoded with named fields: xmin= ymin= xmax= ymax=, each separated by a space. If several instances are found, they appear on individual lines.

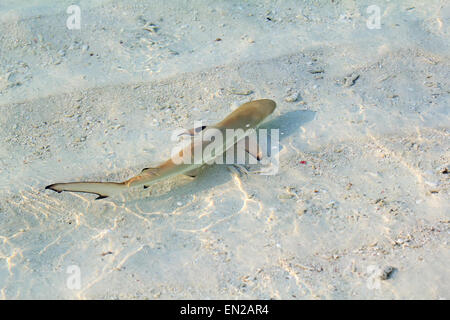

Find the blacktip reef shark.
xmin=45 ymin=99 xmax=276 ymax=200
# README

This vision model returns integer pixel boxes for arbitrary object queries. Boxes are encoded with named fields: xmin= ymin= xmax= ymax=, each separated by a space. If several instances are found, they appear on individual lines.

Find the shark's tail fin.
xmin=45 ymin=182 xmax=127 ymax=199
xmin=46 ymin=167 xmax=162 ymax=199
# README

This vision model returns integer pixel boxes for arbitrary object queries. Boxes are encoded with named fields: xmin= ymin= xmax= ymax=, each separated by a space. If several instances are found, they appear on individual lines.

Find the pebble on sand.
xmin=380 ymin=266 xmax=396 ymax=280
xmin=343 ymin=73 xmax=360 ymax=87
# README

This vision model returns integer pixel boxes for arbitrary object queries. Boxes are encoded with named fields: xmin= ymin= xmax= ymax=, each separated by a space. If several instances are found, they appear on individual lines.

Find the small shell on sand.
xmin=228 ymin=88 xmax=253 ymax=95
xmin=143 ymin=23 xmax=159 ymax=33
xmin=308 ymin=68 xmax=324 ymax=74
xmin=285 ymin=92 xmax=300 ymax=102
xmin=279 ymin=193 xmax=295 ymax=200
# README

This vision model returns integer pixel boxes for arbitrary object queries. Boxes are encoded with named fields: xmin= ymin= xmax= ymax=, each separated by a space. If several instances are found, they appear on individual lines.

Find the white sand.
xmin=0 ymin=0 xmax=449 ymax=299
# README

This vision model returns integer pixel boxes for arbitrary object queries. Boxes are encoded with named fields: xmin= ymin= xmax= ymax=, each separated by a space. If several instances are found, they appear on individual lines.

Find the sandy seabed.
xmin=0 ymin=0 xmax=448 ymax=299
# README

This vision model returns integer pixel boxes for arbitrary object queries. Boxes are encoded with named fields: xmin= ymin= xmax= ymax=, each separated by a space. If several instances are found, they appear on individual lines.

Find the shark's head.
xmin=248 ymin=99 xmax=277 ymax=123
xmin=217 ymin=99 xmax=277 ymax=129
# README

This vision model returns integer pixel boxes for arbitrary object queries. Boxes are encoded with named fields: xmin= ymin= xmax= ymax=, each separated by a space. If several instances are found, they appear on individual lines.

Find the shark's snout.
xmin=258 ymin=99 xmax=276 ymax=116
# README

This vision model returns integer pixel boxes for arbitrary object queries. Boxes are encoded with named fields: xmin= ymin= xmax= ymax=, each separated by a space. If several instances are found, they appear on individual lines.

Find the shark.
xmin=45 ymin=99 xmax=276 ymax=199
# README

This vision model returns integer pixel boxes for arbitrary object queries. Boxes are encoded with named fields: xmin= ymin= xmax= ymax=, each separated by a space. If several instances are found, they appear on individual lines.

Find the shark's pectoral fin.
xmin=244 ymin=136 xmax=263 ymax=161
xmin=178 ymin=125 xmax=207 ymax=137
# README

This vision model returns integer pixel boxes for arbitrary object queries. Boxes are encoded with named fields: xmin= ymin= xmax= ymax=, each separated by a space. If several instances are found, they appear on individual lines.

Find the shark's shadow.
xmin=119 ymin=109 xmax=316 ymax=205
xmin=259 ymin=109 xmax=316 ymax=133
